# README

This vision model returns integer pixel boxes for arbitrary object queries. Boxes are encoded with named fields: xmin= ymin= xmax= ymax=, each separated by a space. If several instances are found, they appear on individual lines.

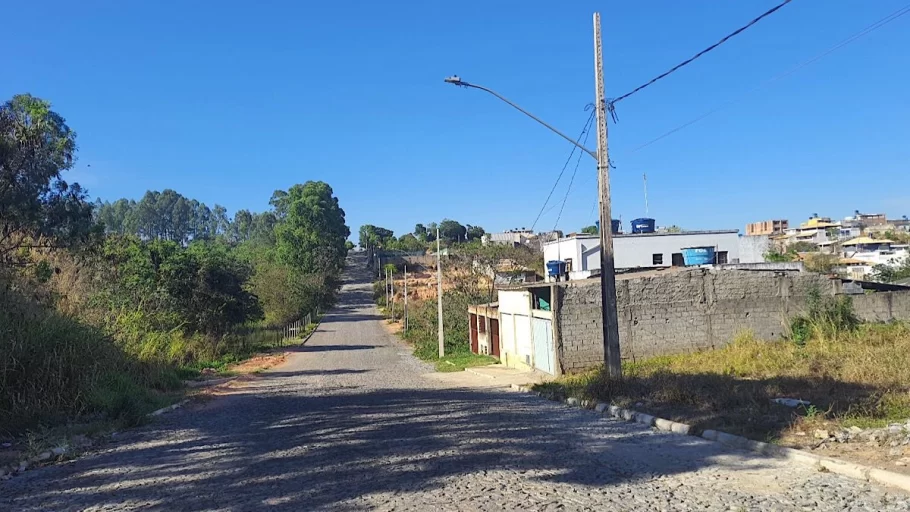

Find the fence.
xmin=277 ymin=309 xmax=319 ymax=346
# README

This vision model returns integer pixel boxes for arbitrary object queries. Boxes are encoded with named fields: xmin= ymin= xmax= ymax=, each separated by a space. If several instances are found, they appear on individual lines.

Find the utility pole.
xmin=390 ymin=266 xmax=395 ymax=318
xmin=385 ymin=268 xmax=390 ymax=311
xmin=593 ymin=12 xmax=623 ymax=379
xmin=404 ymin=265 xmax=409 ymax=332
xmin=436 ymin=228 xmax=444 ymax=357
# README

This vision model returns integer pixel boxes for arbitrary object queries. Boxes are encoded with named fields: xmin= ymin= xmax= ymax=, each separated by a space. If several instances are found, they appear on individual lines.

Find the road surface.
xmin=3 ymin=254 xmax=909 ymax=511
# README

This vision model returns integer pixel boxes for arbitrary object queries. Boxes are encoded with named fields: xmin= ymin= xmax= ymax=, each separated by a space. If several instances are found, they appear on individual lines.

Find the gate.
xmin=490 ymin=318 xmax=500 ymax=357
xmin=532 ymin=316 xmax=555 ymax=375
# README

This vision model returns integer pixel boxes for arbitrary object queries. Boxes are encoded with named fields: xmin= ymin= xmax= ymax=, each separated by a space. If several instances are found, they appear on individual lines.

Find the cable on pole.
xmin=554 ymin=115 xmax=595 ymax=231
xmin=610 ymin=0 xmax=794 ymax=109
xmin=627 ymin=2 xmax=910 ymax=155
xmin=530 ymin=107 xmax=595 ymax=231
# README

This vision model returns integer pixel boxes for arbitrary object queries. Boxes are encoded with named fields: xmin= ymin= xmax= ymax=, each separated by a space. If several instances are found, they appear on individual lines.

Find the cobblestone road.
xmin=3 ymin=255 xmax=910 ymax=511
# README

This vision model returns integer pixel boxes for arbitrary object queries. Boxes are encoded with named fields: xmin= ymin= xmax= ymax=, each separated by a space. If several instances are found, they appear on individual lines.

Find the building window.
xmin=672 ymin=253 xmax=684 ymax=266
xmin=564 ymin=258 xmax=573 ymax=272
xmin=652 ymin=253 xmax=663 ymax=265
xmin=715 ymin=251 xmax=728 ymax=264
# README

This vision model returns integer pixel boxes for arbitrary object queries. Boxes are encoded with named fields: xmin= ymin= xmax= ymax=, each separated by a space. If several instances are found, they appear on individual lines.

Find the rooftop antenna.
xmin=643 ymin=173 xmax=649 ymax=216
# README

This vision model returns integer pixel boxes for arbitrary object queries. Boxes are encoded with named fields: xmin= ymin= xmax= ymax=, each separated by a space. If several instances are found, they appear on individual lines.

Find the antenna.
xmin=643 ymin=173 xmax=649 ymax=216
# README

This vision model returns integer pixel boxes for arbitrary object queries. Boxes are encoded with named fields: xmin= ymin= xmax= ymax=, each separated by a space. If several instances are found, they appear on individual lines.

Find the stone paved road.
xmin=3 ymin=255 xmax=910 ymax=511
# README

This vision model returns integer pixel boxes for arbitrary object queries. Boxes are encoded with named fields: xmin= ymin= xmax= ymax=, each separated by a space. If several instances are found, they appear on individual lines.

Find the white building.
xmin=542 ymin=230 xmax=745 ymax=282
xmin=482 ymin=229 xmax=534 ymax=247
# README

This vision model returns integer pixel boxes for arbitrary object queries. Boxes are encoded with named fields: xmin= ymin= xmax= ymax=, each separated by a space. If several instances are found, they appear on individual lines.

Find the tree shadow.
xmin=2 ymin=383 xmax=810 ymax=511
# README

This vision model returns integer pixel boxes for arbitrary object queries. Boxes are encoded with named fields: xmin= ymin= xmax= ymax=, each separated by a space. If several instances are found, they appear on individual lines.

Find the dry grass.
xmin=535 ymin=324 xmax=910 ymax=441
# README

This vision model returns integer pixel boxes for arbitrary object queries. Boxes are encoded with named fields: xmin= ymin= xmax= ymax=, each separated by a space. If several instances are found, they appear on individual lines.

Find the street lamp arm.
xmin=445 ymin=77 xmax=597 ymax=160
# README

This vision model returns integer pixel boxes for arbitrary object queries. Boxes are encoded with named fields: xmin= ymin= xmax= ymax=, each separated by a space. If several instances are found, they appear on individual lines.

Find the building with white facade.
xmin=542 ymin=230 xmax=746 ymax=282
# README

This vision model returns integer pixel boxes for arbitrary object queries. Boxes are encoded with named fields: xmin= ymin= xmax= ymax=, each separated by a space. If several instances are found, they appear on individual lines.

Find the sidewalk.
xmin=424 ymin=364 xmax=553 ymax=389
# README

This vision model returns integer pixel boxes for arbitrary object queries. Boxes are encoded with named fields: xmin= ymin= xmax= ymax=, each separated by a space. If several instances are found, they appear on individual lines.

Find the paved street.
xmin=3 ymin=255 xmax=910 ymax=511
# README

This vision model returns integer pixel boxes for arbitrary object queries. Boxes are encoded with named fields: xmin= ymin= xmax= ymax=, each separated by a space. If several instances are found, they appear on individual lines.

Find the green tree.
xmin=871 ymin=256 xmax=910 ymax=283
xmin=581 ymin=225 xmax=598 ymax=235
xmin=274 ymin=181 xmax=350 ymax=274
xmin=438 ymin=219 xmax=467 ymax=243
xmin=0 ymin=94 xmax=95 ymax=264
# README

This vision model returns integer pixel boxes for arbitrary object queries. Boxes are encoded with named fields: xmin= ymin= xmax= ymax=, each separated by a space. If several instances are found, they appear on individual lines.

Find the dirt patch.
xmin=227 ymin=352 xmax=287 ymax=374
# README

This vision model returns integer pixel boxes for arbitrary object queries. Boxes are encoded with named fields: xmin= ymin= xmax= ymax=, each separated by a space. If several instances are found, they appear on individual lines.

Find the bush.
xmin=0 ymin=275 xmax=179 ymax=434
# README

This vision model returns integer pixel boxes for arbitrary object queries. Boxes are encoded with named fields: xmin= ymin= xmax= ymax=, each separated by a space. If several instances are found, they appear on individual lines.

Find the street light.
xmin=443 ymin=76 xmax=597 ymax=160
xmin=444 ymin=54 xmax=623 ymax=379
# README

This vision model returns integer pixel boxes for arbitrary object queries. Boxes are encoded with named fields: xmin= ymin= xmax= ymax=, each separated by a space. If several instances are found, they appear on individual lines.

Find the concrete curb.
xmin=149 ymin=399 xmax=191 ymax=417
xmin=509 ymin=384 xmax=910 ymax=494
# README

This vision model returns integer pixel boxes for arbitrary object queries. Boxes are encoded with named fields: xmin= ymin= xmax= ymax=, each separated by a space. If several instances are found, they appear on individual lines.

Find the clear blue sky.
xmin=4 ymin=1 xmax=909 ymax=238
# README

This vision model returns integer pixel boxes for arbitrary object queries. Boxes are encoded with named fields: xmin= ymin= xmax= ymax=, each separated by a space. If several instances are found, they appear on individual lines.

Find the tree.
xmin=664 ymin=225 xmax=683 ymax=233
xmin=788 ymin=241 xmax=819 ymax=253
xmin=466 ymin=224 xmax=486 ymax=241
xmin=871 ymin=256 xmax=910 ymax=283
xmin=274 ymin=181 xmax=350 ymax=274
xmin=414 ymin=223 xmax=427 ymax=241
xmin=231 ymin=209 xmax=254 ymax=242
xmin=581 ymin=225 xmax=598 ymax=235
xmin=438 ymin=219 xmax=467 ymax=244
xmin=358 ymin=224 xmax=394 ymax=249
xmin=0 ymin=94 xmax=95 ymax=264
xmin=803 ymin=253 xmax=839 ymax=274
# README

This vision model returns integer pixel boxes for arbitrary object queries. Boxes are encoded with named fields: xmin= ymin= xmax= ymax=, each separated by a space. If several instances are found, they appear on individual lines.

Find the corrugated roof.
xmin=842 ymin=237 xmax=893 ymax=246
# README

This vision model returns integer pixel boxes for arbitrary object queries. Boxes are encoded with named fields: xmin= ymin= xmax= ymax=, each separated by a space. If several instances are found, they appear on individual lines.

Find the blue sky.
xmin=3 ymin=1 xmax=909 ymax=238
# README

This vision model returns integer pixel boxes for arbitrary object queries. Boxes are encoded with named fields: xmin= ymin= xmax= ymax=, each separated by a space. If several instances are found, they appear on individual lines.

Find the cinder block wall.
xmin=555 ymin=269 xmax=884 ymax=373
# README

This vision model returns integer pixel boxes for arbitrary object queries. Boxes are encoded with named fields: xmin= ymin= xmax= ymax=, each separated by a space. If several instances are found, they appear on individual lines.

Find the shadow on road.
xmin=4 ymin=384 xmax=788 ymax=511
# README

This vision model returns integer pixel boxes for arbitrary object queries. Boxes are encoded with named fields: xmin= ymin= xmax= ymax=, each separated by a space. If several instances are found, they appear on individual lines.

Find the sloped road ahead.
xmin=3 ymin=255 xmax=909 ymax=511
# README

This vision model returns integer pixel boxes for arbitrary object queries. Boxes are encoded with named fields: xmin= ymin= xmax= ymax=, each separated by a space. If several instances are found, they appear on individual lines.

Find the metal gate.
xmin=532 ymin=316 xmax=555 ymax=375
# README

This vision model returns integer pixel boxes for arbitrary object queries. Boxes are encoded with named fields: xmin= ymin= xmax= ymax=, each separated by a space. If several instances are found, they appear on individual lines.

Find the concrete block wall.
xmin=556 ymin=269 xmax=853 ymax=373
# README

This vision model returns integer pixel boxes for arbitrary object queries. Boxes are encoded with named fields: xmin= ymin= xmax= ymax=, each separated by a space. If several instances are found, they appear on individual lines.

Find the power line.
xmin=627 ymin=2 xmax=910 ymax=155
xmin=611 ymin=0 xmax=794 ymax=106
xmin=553 ymin=115 xmax=595 ymax=231
xmin=530 ymin=109 xmax=595 ymax=231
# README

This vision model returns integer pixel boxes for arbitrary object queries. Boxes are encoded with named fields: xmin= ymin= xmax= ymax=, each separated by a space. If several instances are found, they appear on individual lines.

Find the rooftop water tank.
xmin=546 ymin=260 xmax=567 ymax=277
xmin=611 ymin=219 xmax=621 ymax=234
xmin=682 ymin=246 xmax=715 ymax=266
xmin=631 ymin=218 xmax=656 ymax=234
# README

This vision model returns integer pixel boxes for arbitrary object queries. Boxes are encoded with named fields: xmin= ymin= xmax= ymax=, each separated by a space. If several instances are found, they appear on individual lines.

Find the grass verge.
xmin=534 ymin=323 xmax=910 ymax=442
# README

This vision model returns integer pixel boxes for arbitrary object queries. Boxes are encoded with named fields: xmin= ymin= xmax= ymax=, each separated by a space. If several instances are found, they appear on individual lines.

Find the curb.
xmin=509 ymin=384 xmax=910 ymax=494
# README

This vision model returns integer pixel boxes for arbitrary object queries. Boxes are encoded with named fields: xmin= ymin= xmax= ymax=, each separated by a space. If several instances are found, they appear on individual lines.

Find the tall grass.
xmin=536 ymin=304 xmax=910 ymax=438
xmin=0 ymin=278 xmax=180 ymax=435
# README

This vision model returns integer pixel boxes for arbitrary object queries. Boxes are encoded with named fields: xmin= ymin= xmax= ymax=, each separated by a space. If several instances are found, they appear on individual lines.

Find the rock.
xmin=17 ymin=460 xmax=28 ymax=473
xmin=51 ymin=446 xmax=66 ymax=456
xmin=888 ymin=424 xmax=904 ymax=435
xmin=889 ymin=447 xmax=905 ymax=457
xmin=34 ymin=451 xmax=53 ymax=462
xmin=1 ymin=442 xmax=11 ymax=448
xmin=771 ymin=398 xmax=811 ymax=408
xmin=201 ymin=367 xmax=218 ymax=376
xmin=813 ymin=429 xmax=831 ymax=440
xmin=847 ymin=426 xmax=863 ymax=434
xmin=565 ymin=397 xmax=579 ymax=406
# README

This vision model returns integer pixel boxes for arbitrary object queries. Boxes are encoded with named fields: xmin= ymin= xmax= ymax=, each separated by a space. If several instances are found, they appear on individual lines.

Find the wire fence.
xmin=276 ymin=309 xmax=319 ymax=347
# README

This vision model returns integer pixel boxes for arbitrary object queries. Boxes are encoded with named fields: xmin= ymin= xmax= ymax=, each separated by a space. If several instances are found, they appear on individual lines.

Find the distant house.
xmin=541 ymin=230 xmax=742 ymax=282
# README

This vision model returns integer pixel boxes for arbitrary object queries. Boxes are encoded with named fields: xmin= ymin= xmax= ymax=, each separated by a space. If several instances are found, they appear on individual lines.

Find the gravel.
xmin=2 ymin=254 xmax=910 ymax=511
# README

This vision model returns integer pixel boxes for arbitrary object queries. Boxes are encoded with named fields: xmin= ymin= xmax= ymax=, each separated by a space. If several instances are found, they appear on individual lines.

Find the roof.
xmin=543 ymin=229 xmax=740 ymax=246
xmin=837 ymin=258 xmax=870 ymax=265
xmin=842 ymin=237 xmax=893 ymax=246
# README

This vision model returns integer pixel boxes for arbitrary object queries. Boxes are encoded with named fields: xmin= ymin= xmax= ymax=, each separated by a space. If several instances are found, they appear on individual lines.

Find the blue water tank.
xmin=682 ymin=247 xmax=715 ymax=266
xmin=546 ymin=260 xmax=567 ymax=276
xmin=631 ymin=218 xmax=656 ymax=233
xmin=611 ymin=219 xmax=621 ymax=234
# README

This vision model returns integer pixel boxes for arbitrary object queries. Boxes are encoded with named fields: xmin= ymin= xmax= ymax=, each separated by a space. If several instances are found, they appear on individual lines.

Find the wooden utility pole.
xmin=385 ymin=268 xmax=390 ymax=310
xmin=390 ymin=266 xmax=395 ymax=318
xmin=436 ymin=228 xmax=445 ymax=357
xmin=404 ymin=265 xmax=409 ymax=332
xmin=593 ymin=12 xmax=623 ymax=379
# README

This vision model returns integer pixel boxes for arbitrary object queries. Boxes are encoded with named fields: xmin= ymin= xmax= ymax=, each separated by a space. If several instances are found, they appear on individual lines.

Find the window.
xmin=652 ymin=253 xmax=663 ymax=265
xmin=564 ymin=258 xmax=573 ymax=272
xmin=715 ymin=251 xmax=728 ymax=264
xmin=672 ymin=253 xmax=684 ymax=266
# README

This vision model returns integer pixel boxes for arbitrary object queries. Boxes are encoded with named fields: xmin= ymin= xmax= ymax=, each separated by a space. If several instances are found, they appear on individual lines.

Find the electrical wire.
xmin=627 ymin=2 xmax=910 ymax=155
xmin=529 ymin=109 xmax=595 ymax=231
xmin=611 ymin=0 xmax=794 ymax=106
xmin=583 ymin=2 xmax=910 ymax=217
xmin=553 ymin=115 xmax=595 ymax=231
